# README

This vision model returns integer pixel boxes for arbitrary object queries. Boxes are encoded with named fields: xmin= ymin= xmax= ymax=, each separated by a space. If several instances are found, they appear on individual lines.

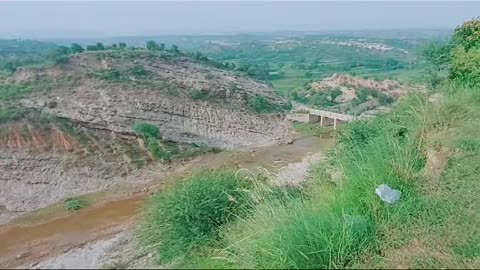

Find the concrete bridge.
xmin=286 ymin=106 xmax=355 ymax=130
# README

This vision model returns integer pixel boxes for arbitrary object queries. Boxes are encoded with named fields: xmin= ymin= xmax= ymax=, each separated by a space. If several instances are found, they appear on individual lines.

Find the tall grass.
xmin=218 ymin=89 xmax=467 ymax=268
xmin=138 ymin=169 xmax=256 ymax=264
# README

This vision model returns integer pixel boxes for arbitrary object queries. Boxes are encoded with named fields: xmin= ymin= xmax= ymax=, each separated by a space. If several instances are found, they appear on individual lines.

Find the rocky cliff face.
xmin=0 ymin=149 xmax=158 ymax=224
xmin=22 ymin=85 xmax=287 ymax=149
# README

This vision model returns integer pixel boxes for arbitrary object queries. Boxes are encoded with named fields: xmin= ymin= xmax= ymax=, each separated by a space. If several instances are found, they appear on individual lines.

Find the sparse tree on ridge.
xmin=70 ymin=43 xmax=84 ymax=54
xmin=95 ymin=42 xmax=105 ymax=50
xmin=170 ymin=44 xmax=179 ymax=54
xmin=146 ymin=40 xmax=160 ymax=51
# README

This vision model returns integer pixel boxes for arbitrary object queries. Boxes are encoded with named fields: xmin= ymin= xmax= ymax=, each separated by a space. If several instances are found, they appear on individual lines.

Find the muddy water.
xmin=0 ymin=135 xmax=332 ymax=268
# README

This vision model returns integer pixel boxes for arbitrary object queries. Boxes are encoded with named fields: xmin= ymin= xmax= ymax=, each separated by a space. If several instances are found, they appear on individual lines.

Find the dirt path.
xmin=0 ymin=135 xmax=332 ymax=269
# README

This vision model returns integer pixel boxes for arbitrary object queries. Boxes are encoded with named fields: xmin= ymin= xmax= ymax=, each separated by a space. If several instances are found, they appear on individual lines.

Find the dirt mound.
xmin=311 ymin=73 xmax=407 ymax=98
xmin=296 ymin=74 xmax=409 ymax=116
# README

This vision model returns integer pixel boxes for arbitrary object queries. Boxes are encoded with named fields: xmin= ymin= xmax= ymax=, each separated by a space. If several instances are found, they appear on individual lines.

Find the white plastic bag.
xmin=375 ymin=184 xmax=401 ymax=204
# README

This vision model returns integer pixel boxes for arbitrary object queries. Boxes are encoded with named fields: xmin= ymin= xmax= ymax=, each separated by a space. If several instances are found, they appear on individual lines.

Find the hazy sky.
xmin=1 ymin=1 xmax=478 ymax=39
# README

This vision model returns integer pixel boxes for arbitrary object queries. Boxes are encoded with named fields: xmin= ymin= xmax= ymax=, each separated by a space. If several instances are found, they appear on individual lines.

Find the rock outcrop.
xmin=18 ymin=52 xmax=290 ymax=149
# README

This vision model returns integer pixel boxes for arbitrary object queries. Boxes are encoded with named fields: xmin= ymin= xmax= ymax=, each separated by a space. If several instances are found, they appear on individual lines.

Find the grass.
xmin=132 ymin=122 xmax=218 ymax=162
xmin=0 ymin=75 xmax=77 ymax=102
xmin=219 ymin=83 xmax=479 ymax=269
xmin=293 ymin=122 xmax=332 ymax=136
xmin=0 ymin=75 xmax=78 ymax=124
xmin=138 ymin=169 xmax=257 ymax=265
xmin=63 ymin=197 xmax=87 ymax=212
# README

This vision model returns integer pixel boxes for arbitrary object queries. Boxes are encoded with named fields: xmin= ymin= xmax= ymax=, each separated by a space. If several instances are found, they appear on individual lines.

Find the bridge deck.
xmin=308 ymin=109 xmax=355 ymax=121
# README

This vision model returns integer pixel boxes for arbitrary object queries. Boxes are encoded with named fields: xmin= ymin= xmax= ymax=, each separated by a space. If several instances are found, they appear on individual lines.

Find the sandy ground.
xmin=274 ymin=152 xmax=324 ymax=186
xmin=28 ymin=232 xmax=158 ymax=270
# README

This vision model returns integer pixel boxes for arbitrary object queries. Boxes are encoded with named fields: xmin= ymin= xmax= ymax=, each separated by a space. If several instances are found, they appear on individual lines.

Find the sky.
xmin=0 ymin=1 xmax=479 ymax=39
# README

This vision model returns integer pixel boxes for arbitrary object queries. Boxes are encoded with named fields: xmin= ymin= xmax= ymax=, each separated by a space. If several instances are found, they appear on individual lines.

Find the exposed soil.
xmin=0 ymin=134 xmax=333 ymax=269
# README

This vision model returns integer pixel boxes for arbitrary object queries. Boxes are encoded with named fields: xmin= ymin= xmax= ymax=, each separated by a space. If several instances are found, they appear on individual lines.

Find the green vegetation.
xmin=142 ymin=82 xmax=478 ymax=269
xmin=195 ymin=36 xmax=430 ymax=96
xmin=293 ymin=122 xmax=332 ymax=136
xmin=146 ymin=40 xmax=164 ymax=51
xmin=63 ymin=197 xmax=87 ymax=212
xmin=132 ymin=122 xmax=166 ymax=161
xmin=351 ymin=87 xmax=395 ymax=107
xmin=423 ymin=18 xmax=480 ymax=86
xmin=138 ymin=170 xmax=255 ymax=264
xmin=247 ymin=96 xmax=291 ymax=113
xmin=132 ymin=122 xmax=218 ymax=162
xmin=190 ymin=89 xmax=209 ymax=100
xmin=0 ymin=75 xmax=78 ymax=124
xmin=137 ymin=21 xmax=479 ymax=269
xmin=97 ymin=69 xmax=121 ymax=81
xmin=131 ymin=65 xmax=147 ymax=76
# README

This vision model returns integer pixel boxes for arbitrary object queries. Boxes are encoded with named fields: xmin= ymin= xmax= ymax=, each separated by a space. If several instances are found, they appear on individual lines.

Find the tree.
xmin=194 ymin=51 xmax=208 ymax=61
xmin=453 ymin=17 xmax=480 ymax=51
xmin=111 ymin=43 xmax=118 ymax=50
xmin=70 ymin=43 xmax=84 ymax=54
xmin=86 ymin=44 xmax=98 ymax=51
xmin=95 ymin=42 xmax=105 ymax=50
xmin=132 ymin=65 xmax=147 ymax=76
xmin=159 ymin=43 xmax=165 ymax=51
xmin=47 ymin=46 xmax=70 ymax=64
xmin=146 ymin=40 xmax=160 ymax=51
xmin=57 ymin=46 xmax=70 ymax=55
xmin=422 ymin=41 xmax=452 ymax=70
xmin=118 ymin=42 xmax=127 ymax=49
xmin=3 ymin=62 xmax=17 ymax=73
xmin=170 ymin=44 xmax=179 ymax=54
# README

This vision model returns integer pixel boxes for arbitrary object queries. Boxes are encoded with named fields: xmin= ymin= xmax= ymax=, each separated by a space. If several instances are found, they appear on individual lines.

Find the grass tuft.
xmin=138 ymin=169 xmax=256 ymax=264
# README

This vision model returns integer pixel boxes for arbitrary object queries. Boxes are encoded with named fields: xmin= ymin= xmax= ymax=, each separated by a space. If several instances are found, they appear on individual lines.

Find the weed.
xmin=63 ymin=197 xmax=87 ymax=212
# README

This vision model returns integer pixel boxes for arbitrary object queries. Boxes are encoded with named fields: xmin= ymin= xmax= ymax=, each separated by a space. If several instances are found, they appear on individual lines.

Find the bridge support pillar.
xmin=320 ymin=116 xmax=324 ymax=127
xmin=334 ymin=118 xmax=337 ymax=130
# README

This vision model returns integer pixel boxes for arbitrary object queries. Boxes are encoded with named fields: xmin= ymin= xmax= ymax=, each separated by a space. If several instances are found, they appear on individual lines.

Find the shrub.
xmin=450 ymin=47 xmax=480 ymax=85
xmin=70 ymin=43 xmax=84 ymax=54
xmin=453 ymin=17 xmax=480 ymax=51
xmin=131 ymin=65 xmax=147 ymax=76
xmin=248 ymin=96 xmax=276 ymax=113
xmin=190 ymin=89 xmax=209 ymax=100
xmin=133 ymin=122 xmax=169 ymax=160
xmin=307 ymin=88 xmax=342 ymax=108
xmin=98 ymin=69 xmax=121 ymax=81
xmin=63 ymin=198 xmax=87 ymax=212
xmin=133 ymin=122 xmax=160 ymax=140
xmin=138 ymin=170 xmax=255 ymax=263
xmin=146 ymin=40 xmax=161 ymax=51
xmin=354 ymin=88 xmax=395 ymax=106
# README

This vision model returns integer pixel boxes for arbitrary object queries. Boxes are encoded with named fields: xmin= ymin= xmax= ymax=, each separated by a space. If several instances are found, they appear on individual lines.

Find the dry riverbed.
xmin=0 ymin=134 xmax=333 ymax=269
